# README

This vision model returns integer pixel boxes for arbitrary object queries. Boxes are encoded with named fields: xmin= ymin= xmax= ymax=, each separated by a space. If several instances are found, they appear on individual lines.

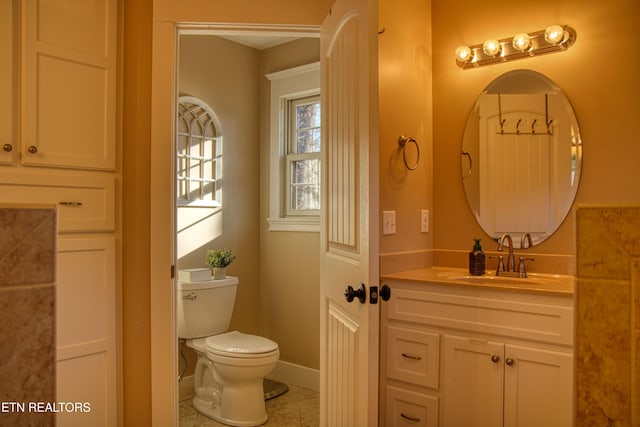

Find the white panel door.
xmin=56 ymin=237 xmax=116 ymax=427
xmin=21 ymin=0 xmax=117 ymax=170
xmin=319 ymin=0 xmax=379 ymax=424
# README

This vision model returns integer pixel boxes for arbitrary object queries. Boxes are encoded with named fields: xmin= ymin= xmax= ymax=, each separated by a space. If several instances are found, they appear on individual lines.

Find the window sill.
xmin=267 ymin=217 xmax=320 ymax=233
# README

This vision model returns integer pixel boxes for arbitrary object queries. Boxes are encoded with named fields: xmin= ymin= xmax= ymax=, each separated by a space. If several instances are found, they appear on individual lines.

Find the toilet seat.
xmin=206 ymin=331 xmax=278 ymax=358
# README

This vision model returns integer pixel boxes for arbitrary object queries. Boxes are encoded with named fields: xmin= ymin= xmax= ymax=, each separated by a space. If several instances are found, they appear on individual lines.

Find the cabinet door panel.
xmin=504 ymin=345 xmax=573 ymax=427
xmin=443 ymin=334 xmax=504 ymax=427
xmin=22 ymin=0 xmax=116 ymax=170
xmin=0 ymin=0 xmax=17 ymax=165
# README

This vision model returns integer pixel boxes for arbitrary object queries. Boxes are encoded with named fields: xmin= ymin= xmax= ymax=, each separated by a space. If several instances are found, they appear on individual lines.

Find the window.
xmin=176 ymin=96 xmax=222 ymax=207
xmin=286 ymin=95 xmax=321 ymax=216
xmin=266 ymin=62 xmax=321 ymax=232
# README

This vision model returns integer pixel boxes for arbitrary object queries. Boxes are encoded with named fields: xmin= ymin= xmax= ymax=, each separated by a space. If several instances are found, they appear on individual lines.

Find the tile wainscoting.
xmin=0 ymin=204 xmax=56 ymax=426
xmin=576 ymin=206 xmax=640 ymax=426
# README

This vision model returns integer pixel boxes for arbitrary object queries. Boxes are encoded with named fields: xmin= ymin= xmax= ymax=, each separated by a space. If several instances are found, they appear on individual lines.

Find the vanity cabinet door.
xmin=503 ymin=344 xmax=573 ymax=427
xmin=442 ymin=334 xmax=504 ymax=427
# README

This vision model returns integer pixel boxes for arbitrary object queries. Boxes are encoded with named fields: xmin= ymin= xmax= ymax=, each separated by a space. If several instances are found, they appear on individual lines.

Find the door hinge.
xmin=171 ymin=265 xmax=175 ymax=279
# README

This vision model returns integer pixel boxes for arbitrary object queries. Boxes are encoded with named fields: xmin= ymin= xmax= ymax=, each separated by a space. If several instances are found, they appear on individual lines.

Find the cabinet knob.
xmin=27 ymin=145 xmax=38 ymax=154
xmin=2 ymin=144 xmax=12 ymax=152
xmin=491 ymin=355 xmax=500 ymax=363
xmin=506 ymin=358 xmax=515 ymax=366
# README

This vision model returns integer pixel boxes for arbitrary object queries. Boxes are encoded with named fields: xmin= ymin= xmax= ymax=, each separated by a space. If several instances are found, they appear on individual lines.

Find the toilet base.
xmin=192 ymin=397 xmax=268 ymax=427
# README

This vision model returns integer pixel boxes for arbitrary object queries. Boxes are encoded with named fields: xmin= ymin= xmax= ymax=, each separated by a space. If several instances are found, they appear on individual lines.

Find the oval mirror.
xmin=461 ymin=70 xmax=582 ymax=248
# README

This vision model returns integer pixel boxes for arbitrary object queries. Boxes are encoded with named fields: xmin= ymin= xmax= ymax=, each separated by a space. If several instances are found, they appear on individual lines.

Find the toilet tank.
xmin=177 ymin=276 xmax=238 ymax=339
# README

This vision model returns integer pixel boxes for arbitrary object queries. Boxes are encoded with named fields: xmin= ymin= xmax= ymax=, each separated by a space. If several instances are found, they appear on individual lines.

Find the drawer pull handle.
xmin=59 ymin=201 xmax=84 ymax=207
xmin=401 ymin=352 xmax=422 ymax=361
xmin=400 ymin=413 xmax=421 ymax=422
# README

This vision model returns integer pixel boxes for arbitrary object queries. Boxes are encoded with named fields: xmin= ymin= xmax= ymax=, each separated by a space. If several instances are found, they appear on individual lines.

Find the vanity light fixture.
xmin=455 ymin=24 xmax=576 ymax=69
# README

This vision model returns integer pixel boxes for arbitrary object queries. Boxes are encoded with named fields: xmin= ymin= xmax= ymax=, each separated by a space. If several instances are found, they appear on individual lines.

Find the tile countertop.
xmin=381 ymin=267 xmax=575 ymax=297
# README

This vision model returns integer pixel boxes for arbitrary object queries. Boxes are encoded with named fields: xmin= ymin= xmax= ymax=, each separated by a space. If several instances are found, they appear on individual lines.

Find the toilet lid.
xmin=206 ymin=331 xmax=278 ymax=355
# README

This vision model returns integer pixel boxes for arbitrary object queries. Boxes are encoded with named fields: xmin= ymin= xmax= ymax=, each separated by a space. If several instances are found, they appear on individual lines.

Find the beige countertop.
xmin=381 ymin=266 xmax=574 ymax=296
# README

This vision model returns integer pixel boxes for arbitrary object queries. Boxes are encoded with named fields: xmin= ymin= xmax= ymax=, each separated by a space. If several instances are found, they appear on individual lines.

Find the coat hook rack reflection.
xmin=398 ymin=135 xmax=420 ymax=171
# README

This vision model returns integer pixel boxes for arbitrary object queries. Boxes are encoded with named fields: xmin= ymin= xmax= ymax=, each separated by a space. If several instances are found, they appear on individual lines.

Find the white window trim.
xmin=266 ymin=62 xmax=320 ymax=232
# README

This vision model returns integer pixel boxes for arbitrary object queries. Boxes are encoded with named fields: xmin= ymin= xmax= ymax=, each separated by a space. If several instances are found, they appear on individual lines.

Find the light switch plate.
xmin=383 ymin=210 xmax=396 ymax=235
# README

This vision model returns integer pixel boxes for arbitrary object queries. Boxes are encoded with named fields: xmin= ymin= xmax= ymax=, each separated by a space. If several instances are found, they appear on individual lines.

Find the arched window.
xmin=176 ymin=96 xmax=222 ymax=207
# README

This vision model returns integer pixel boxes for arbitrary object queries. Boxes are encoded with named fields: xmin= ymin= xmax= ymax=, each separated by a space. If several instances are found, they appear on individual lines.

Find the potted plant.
xmin=205 ymin=248 xmax=236 ymax=280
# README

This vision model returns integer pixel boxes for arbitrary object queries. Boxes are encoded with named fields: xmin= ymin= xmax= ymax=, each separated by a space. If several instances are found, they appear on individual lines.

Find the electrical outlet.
xmin=421 ymin=209 xmax=430 ymax=233
xmin=383 ymin=210 xmax=396 ymax=235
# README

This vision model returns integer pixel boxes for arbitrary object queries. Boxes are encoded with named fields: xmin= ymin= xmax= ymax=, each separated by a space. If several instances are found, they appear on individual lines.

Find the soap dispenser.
xmin=469 ymin=238 xmax=485 ymax=276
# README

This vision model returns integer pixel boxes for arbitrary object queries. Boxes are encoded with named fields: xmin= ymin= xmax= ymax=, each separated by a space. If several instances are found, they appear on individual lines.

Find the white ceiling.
xmin=218 ymin=34 xmax=299 ymax=50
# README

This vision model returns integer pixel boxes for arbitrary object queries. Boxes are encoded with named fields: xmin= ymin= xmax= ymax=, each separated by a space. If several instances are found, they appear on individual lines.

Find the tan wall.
xmin=259 ymin=39 xmax=321 ymax=370
xmin=178 ymin=35 xmax=261 ymax=335
xmin=379 ymin=0 xmax=433 ymax=273
xmin=432 ymin=0 xmax=640 ymax=273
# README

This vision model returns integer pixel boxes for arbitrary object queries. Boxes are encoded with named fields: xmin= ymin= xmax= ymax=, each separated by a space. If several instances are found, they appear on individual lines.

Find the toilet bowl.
xmin=177 ymin=276 xmax=280 ymax=426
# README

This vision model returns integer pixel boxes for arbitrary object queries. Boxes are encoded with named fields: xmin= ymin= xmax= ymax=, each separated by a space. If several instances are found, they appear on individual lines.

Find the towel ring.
xmin=398 ymin=135 xmax=420 ymax=171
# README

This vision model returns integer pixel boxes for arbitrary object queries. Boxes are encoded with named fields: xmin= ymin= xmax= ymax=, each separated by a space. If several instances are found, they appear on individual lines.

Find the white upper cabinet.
xmin=20 ymin=0 xmax=117 ymax=170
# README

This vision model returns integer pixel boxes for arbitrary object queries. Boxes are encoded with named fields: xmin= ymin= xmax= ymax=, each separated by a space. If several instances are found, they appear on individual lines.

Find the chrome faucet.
xmin=497 ymin=234 xmax=516 ymax=273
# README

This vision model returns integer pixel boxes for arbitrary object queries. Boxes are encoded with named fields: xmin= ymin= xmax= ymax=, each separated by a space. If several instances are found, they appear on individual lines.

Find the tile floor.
xmin=179 ymin=384 xmax=319 ymax=426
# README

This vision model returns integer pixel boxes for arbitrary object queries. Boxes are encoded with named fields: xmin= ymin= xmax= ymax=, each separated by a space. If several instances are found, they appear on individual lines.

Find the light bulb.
xmin=455 ymin=45 xmax=472 ymax=63
xmin=482 ymin=39 xmax=501 ymax=57
xmin=512 ymin=33 xmax=531 ymax=51
xmin=544 ymin=25 xmax=565 ymax=45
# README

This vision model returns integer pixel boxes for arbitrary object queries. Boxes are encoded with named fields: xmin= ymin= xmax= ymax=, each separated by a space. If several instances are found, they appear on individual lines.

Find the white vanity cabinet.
xmin=380 ymin=277 xmax=574 ymax=427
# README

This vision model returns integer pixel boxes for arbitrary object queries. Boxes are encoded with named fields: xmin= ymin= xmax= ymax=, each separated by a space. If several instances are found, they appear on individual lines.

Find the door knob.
xmin=344 ymin=284 xmax=366 ymax=304
xmin=380 ymin=284 xmax=391 ymax=301
xmin=27 ymin=145 xmax=38 ymax=154
xmin=2 ymin=144 xmax=12 ymax=152
xmin=491 ymin=355 xmax=500 ymax=363
xmin=506 ymin=358 xmax=515 ymax=366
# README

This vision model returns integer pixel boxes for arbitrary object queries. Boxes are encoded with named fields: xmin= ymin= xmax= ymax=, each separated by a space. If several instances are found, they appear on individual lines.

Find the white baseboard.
xmin=267 ymin=360 xmax=319 ymax=392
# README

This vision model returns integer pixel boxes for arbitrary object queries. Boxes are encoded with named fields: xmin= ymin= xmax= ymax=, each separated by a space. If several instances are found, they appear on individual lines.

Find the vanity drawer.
xmin=387 ymin=326 xmax=439 ymax=389
xmin=388 ymin=287 xmax=574 ymax=345
xmin=386 ymin=385 xmax=438 ymax=427
xmin=0 ymin=172 xmax=115 ymax=232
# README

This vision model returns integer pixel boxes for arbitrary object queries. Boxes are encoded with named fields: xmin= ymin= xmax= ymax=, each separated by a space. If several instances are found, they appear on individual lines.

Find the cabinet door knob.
xmin=2 ymin=144 xmax=12 ymax=152
xmin=506 ymin=358 xmax=515 ymax=366
xmin=491 ymin=355 xmax=500 ymax=363
xmin=27 ymin=145 xmax=38 ymax=154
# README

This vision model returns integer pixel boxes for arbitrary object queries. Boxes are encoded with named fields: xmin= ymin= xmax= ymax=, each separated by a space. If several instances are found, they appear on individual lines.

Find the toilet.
xmin=177 ymin=275 xmax=279 ymax=426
